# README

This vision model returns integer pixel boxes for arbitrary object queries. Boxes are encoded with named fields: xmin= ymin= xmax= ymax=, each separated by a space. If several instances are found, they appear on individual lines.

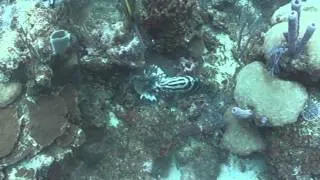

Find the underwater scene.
xmin=1 ymin=0 xmax=320 ymax=179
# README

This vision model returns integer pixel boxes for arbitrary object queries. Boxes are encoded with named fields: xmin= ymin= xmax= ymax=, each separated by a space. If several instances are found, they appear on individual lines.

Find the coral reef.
xmin=142 ymin=0 xmax=200 ymax=53
xmin=1 ymin=0 xmax=320 ymax=179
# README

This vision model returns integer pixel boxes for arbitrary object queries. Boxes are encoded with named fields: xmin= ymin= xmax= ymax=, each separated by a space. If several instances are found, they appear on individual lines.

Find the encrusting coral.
xmin=141 ymin=0 xmax=202 ymax=53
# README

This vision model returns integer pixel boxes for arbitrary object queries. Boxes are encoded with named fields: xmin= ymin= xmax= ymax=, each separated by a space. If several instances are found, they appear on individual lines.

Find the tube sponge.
xmin=291 ymin=0 xmax=301 ymax=35
xmin=231 ymin=107 xmax=253 ymax=119
xmin=297 ymin=23 xmax=316 ymax=54
xmin=288 ymin=11 xmax=298 ymax=56
xmin=291 ymin=0 xmax=301 ymax=16
xmin=50 ymin=30 xmax=71 ymax=55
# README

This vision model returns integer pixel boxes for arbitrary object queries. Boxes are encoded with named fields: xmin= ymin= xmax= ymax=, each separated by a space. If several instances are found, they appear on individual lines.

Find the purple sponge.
xmin=297 ymin=23 xmax=316 ymax=54
xmin=288 ymin=11 xmax=298 ymax=56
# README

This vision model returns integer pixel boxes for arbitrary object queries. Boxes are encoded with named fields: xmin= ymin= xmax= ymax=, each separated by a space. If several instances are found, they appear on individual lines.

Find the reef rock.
xmin=175 ymin=140 xmax=225 ymax=179
xmin=266 ymin=119 xmax=320 ymax=179
xmin=234 ymin=61 xmax=308 ymax=126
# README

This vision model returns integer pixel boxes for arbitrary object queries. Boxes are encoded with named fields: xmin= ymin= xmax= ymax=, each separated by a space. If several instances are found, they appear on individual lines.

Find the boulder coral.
xmin=0 ymin=82 xmax=22 ymax=108
xmin=234 ymin=61 xmax=308 ymax=126
xmin=29 ymin=95 xmax=69 ymax=147
xmin=0 ymin=107 xmax=20 ymax=158
xmin=222 ymin=107 xmax=265 ymax=156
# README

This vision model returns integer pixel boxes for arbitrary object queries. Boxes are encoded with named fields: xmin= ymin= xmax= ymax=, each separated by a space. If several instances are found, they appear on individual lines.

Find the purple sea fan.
xmin=267 ymin=47 xmax=287 ymax=76
xmin=301 ymin=99 xmax=320 ymax=121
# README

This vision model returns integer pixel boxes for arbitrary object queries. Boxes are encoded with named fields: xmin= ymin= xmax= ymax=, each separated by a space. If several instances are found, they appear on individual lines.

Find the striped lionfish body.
xmin=154 ymin=76 xmax=200 ymax=93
